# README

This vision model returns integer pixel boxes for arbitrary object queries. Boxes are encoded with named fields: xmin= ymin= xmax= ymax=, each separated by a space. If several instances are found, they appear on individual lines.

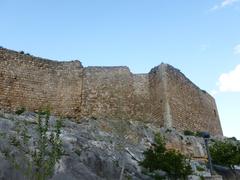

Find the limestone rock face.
xmin=0 ymin=111 xmax=227 ymax=180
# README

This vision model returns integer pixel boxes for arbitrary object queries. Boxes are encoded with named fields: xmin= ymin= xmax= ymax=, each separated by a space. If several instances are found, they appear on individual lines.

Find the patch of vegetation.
xmin=15 ymin=107 xmax=26 ymax=115
xmin=195 ymin=131 xmax=203 ymax=137
xmin=1 ymin=147 xmax=21 ymax=170
xmin=33 ymin=110 xmax=65 ymax=179
xmin=183 ymin=130 xmax=204 ymax=137
xmin=196 ymin=166 xmax=205 ymax=172
xmin=139 ymin=133 xmax=192 ymax=179
xmin=228 ymin=137 xmax=237 ymax=141
xmin=210 ymin=139 xmax=240 ymax=170
xmin=19 ymin=51 xmax=25 ymax=54
xmin=9 ymin=135 xmax=21 ymax=147
xmin=183 ymin=130 xmax=195 ymax=136
xmin=1 ymin=110 xmax=65 ymax=180
xmin=125 ymin=174 xmax=132 ymax=180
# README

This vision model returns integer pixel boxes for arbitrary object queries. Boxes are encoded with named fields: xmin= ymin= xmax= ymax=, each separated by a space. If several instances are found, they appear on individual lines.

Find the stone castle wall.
xmin=165 ymin=65 xmax=222 ymax=135
xmin=81 ymin=66 xmax=134 ymax=120
xmin=81 ymin=67 xmax=153 ymax=122
xmin=0 ymin=47 xmax=223 ymax=135
xmin=0 ymin=48 xmax=83 ymax=117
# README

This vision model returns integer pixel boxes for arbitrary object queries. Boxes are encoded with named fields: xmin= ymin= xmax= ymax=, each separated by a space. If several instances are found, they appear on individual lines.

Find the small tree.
xmin=33 ymin=110 xmax=64 ymax=180
xmin=1 ymin=110 xmax=64 ymax=180
xmin=140 ymin=133 xmax=192 ymax=180
xmin=210 ymin=139 xmax=240 ymax=170
xmin=140 ymin=134 xmax=166 ymax=172
xmin=162 ymin=150 xmax=192 ymax=179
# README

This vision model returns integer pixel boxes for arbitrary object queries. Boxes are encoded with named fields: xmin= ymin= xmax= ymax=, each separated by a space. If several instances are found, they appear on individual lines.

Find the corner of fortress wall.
xmin=163 ymin=64 xmax=223 ymax=135
xmin=0 ymin=47 xmax=223 ymax=135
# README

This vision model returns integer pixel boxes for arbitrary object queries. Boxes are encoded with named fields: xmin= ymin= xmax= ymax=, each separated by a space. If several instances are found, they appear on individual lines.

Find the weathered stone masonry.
xmin=0 ymin=48 xmax=223 ymax=135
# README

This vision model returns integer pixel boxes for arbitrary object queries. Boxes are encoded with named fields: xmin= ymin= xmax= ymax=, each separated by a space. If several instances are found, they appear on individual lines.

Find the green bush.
xmin=183 ymin=130 xmax=195 ymax=136
xmin=33 ymin=110 xmax=64 ymax=179
xmin=228 ymin=137 xmax=237 ymax=141
xmin=2 ymin=110 xmax=64 ymax=180
xmin=195 ymin=131 xmax=203 ymax=137
xmin=210 ymin=139 xmax=240 ymax=170
xmin=196 ymin=166 xmax=205 ymax=172
xmin=15 ymin=107 xmax=26 ymax=115
xmin=183 ymin=130 xmax=204 ymax=137
xmin=139 ymin=133 xmax=192 ymax=179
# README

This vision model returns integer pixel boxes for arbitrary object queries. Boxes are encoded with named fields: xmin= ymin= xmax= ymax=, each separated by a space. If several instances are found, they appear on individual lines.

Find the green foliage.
xmin=228 ymin=137 xmax=237 ymax=141
xmin=195 ymin=131 xmax=203 ymax=137
xmin=140 ymin=133 xmax=192 ymax=179
xmin=1 ymin=110 xmax=64 ymax=180
xmin=210 ymin=139 xmax=240 ymax=170
xmin=140 ymin=134 xmax=166 ymax=172
xmin=32 ymin=110 xmax=64 ymax=180
xmin=15 ymin=107 xmax=26 ymax=115
xmin=9 ymin=135 xmax=21 ymax=147
xmin=196 ymin=166 xmax=205 ymax=172
xmin=183 ymin=130 xmax=195 ymax=136
xmin=183 ymin=130 xmax=203 ymax=137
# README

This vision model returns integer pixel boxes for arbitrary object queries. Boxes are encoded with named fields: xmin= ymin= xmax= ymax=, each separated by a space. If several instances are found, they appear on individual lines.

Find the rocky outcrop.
xmin=0 ymin=111 xmax=228 ymax=180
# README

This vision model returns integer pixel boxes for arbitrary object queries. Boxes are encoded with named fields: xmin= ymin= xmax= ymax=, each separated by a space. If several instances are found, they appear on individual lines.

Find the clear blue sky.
xmin=1 ymin=0 xmax=240 ymax=139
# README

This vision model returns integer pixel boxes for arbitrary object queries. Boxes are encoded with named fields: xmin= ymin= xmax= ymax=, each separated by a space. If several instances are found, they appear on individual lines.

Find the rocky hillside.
xmin=0 ymin=111 xmax=237 ymax=180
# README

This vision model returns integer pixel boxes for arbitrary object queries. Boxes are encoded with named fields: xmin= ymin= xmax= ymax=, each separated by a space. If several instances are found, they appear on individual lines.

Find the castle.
xmin=0 ymin=47 xmax=223 ymax=135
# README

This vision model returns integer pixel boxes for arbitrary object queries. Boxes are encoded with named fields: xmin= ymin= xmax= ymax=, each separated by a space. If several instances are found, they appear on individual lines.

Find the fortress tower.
xmin=0 ymin=47 xmax=223 ymax=135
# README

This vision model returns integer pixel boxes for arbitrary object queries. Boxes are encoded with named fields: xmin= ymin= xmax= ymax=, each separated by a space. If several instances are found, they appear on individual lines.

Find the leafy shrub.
xmin=15 ymin=107 xmax=26 ymax=115
xmin=196 ymin=166 xmax=205 ymax=172
xmin=1 ymin=110 xmax=64 ymax=180
xmin=195 ymin=131 xmax=203 ymax=137
xmin=210 ymin=139 xmax=240 ymax=170
xmin=183 ymin=130 xmax=195 ymax=136
xmin=139 ymin=133 xmax=192 ymax=179
xmin=228 ymin=137 xmax=237 ymax=141
xmin=183 ymin=130 xmax=204 ymax=137
xmin=33 ymin=110 xmax=64 ymax=179
xmin=20 ymin=51 xmax=25 ymax=54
